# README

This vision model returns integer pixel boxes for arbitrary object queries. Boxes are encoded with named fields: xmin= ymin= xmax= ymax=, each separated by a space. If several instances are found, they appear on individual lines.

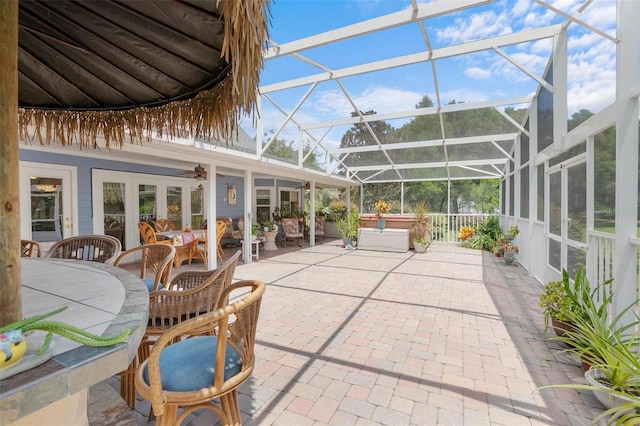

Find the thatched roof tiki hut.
xmin=0 ymin=0 xmax=270 ymax=325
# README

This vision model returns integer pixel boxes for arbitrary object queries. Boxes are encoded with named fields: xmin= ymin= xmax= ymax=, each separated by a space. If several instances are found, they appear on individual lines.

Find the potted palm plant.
xmin=412 ymin=201 xmax=429 ymax=242
xmin=336 ymin=211 xmax=360 ymax=247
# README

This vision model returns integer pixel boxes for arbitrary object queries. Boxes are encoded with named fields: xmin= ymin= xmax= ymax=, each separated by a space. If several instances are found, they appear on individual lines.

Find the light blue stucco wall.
xmin=216 ymin=177 xmax=245 ymax=218
xmin=21 ymin=149 xmax=305 ymax=233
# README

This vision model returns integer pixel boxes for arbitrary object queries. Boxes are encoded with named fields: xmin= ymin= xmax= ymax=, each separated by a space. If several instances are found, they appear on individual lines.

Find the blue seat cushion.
xmin=142 ymin=336 xmax=242 ymax=392
xmin=143 ymin=279 xmax=162 ymax=291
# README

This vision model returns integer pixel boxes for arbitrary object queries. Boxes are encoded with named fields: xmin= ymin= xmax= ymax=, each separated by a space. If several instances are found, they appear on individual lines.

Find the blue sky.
xmin=248 ymin=0 xmax=617 ymax=145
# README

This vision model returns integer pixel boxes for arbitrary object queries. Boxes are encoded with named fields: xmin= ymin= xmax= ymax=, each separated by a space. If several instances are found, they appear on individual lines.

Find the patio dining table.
xmin=157 ymin=229 xmax=207 ymax=269
xmin=0 ymin=258 xmax=147 ymax=424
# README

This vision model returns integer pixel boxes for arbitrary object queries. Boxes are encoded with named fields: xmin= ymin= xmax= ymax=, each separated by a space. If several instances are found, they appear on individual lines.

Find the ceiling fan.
xmin=180 ymin=164 xmax=223 ymax=180
xmin=296 ymin=182 xmax=311 ymax=191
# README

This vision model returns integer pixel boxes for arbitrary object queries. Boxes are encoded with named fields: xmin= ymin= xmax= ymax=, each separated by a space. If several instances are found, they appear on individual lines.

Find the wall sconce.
xmin=227 ymin=184 xmax=237 ymax=205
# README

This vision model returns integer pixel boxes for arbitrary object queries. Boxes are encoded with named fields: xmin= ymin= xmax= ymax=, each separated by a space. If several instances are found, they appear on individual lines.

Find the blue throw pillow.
xmin=143 ymin=279 xmax=163 ymax=292
xmin=143 ymin=336 xmax=242 ymax=392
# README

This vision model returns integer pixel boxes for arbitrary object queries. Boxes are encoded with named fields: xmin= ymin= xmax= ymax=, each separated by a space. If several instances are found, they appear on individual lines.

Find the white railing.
xmin=588 ymin=231 xmax=615 ymax=287
xmin=428 ymin=214 xmax=494 ymax=242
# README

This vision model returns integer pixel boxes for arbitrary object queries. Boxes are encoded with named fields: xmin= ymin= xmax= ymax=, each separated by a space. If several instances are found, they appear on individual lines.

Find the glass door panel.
xmin=190 ymin=186 xmax=204 ymax=229
xmin=256 ymin=189 xmax=271 ymax=223
xmin=167 ymin=186 xmax=183 ymax=230
xmin=291 ymin=191 xmax=300 ymax=214
xmin=30 ymin=178 xmax=63 ymax=242
xmin=139 ymin=184 xmax=157 ymax=225
xmin=280 ymin=189 xmax=301 ymax=216
xmin=103 ymin=182 xmax=126 ymax=249
xmin=280 ymin=190 xmax=291 ymax=217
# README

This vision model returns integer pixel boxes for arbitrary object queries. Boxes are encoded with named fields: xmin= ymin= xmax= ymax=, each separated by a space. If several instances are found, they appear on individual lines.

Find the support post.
xmin=613 ymin=0 xmax=640 ymax=325
xmin=0 ymin=0 xmax=21 ymax=326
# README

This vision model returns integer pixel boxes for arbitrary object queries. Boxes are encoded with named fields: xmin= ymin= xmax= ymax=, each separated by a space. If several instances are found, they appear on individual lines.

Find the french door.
xmin=547 ymin=156 xmax=587 ymax=277
xmin=93 ymin=170 xmax=202 ymax=251
xmin=20 ymin=163 xmax=76 ymax=244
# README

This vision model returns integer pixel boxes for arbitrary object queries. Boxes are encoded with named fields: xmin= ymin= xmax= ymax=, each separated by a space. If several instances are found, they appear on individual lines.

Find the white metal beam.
xmin=348 ymin=158 xmax=508 ymax=172
xmin=330 ymin=133 xmax=518 ymax=154
xmin=303 ymin=96 xmax=532 ymax=130
xmin=261 ymin=26 xmax=561 ymax=94
xmin=264 ymin=0 xmax=494 ymax=59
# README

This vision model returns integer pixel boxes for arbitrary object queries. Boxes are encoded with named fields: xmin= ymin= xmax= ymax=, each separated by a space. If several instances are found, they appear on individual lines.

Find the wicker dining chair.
xmin=189 ymin=230 xmax=209 ymax=269
xmin=154 ymin=219 xmax=175 ymax=232
xmin=215 ymin=219 xmax=227 ymax=263
xmin=121 ymin=250 xmax=241 ymax=410
xmin=135 ymin=279 xmax=266 ymax=426
xmin=139 ymin=221 xmax=172 ymax=245
xmin=112 ymin=243 xmax=176 ymax=292
xmin=44 ymin=234 xmax=121 ymax=264
xmin=20 ymin=239 xmax=42 ymax=257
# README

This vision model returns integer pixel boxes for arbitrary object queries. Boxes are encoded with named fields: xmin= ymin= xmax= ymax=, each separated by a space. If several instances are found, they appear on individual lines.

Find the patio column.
xmin=206 ymin=163 xmax=217 ymax=267
xmin=309 ymin=182 xmax=316 ymax=246
xmin=243 ymin=169 xmax=253 ymax=263
xmin=346 ymin=184 xmax=351 ymax=215
xmin=0 ymin=0 xmax=20 ymax=326
xmin=613 ymin=0 xmax=640 ymax=324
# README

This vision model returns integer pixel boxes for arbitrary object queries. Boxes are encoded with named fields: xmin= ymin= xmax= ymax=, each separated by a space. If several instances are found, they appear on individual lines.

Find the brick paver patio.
xmin=105 ymin=240 xmax=605 ymax=425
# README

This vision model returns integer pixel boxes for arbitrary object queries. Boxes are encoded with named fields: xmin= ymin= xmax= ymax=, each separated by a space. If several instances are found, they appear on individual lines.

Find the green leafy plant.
xmin=413 ymin=237 xmax=429 ymax=245
xmin=477 ymin=216 xmax=503 ymax=242
xmin=507 ymin=225 xmax=520 ymax=237
xmin=460 ymin=232 xmax=495 ymax=251
xmin=336 ymin=211 xmax=360 ymax=239
xmin=537 ymin=270 xmax=640 ymax=424
xmin=539 ymin=280 xmax=574 ymax=329
xmin=459 ymin=216 xmax=503 ymax=252
xmin=538 ymin=268 xmax=596 ymax=331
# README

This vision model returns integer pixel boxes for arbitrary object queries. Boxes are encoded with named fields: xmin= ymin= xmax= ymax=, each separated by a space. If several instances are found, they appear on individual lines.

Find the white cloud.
xmin=579 ymin=1 xmax=617 ymax=30
xmin=529 ymin=38 xmax=553 ymax=55
xmin=353 ymin=86 xmax=424 ymax=113
xmin=512 ymin=0 xmax=533 ymax=18
xmin=436 ymin=11 xmax=513 ymax=43
xmin=567 ymin=75 xmax=615 ymax=115
xmin=465 ymin=67 xmax=492 ymax=80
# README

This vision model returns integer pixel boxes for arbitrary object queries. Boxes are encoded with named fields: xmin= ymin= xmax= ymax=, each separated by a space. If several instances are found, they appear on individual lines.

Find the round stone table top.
xmin=0 ymin=258 xmax=149 ymax=424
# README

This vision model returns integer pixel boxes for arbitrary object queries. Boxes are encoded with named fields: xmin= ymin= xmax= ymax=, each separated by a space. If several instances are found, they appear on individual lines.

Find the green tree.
xmin=262 ymin=134 xmax=320 ymax=168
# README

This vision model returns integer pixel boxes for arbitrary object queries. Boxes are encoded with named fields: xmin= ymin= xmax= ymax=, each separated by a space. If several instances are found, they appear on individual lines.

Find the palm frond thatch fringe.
xmin=18 ymin=0 xmax=270 ymax=149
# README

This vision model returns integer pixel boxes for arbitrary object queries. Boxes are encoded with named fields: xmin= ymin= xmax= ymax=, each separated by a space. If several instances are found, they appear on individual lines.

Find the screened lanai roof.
xmin=234 ymin=0 xmax=617 ymax=186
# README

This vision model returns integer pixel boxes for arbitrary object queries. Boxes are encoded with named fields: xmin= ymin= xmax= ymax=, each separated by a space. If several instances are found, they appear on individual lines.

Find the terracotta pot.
xmin=551 ymin=317 xmax=576 ymax=337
